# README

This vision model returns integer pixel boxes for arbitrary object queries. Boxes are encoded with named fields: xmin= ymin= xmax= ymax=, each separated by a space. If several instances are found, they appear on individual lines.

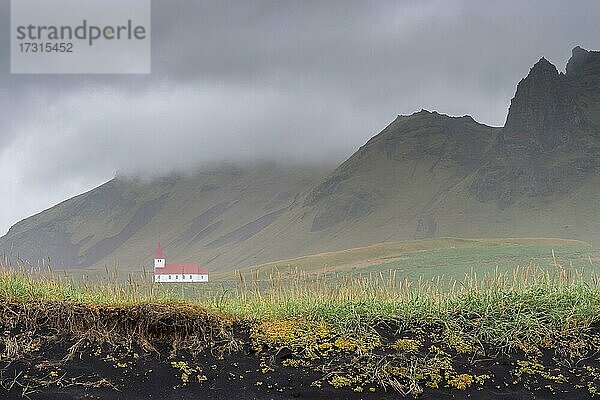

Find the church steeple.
xmin=154 ymin=241 xmax=165 ymax=268
xmin=155 ymin=241 xmax=164 ymax=259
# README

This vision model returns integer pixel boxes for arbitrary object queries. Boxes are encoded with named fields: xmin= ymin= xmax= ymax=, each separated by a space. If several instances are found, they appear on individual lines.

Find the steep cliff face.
xmin=471 ymin=47 xmax=600 ymax=207
xmin=503 ymin=46 xmax=600 ymax=153
xmin=503 ymin=58 xmax=587 ymax=152
xmin=565 ymin=46 xmax=600 ymax=127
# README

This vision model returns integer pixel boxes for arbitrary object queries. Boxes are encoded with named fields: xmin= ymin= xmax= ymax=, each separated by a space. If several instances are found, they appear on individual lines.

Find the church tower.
xmin=154 ymin=241 xmax=165 ymax=268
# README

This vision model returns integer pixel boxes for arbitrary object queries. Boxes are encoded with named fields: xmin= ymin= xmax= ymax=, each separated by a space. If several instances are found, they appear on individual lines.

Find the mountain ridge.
xmin=2 ymin=46 xmax=600 ymax=272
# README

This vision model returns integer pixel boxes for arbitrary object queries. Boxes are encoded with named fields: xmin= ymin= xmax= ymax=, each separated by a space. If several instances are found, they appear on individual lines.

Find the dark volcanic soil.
xmin=0 ymin=301 xmax=598 ymax=400
xmin=0 ymin=345 xmax=587 ymax=400
xmin=1 ymin=323 xmax=598 ymax=400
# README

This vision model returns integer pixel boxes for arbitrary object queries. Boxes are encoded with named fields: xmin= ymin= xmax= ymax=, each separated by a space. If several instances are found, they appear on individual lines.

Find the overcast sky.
xmin=0 ymin=0 xmax=599 ymax=235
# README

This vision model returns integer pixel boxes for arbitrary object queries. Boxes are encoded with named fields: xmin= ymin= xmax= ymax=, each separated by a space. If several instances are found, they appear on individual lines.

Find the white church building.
xmin=154 ymin=241 xmax=209 ymax=283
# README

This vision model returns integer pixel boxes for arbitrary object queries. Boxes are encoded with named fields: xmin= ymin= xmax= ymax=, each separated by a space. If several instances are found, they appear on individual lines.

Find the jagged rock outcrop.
xmin=566 ymin=46 xmax=600 ymax=78
xmin=565 ymin=47 xmax=600 ymax=127
xmin=503 ymin=58 xmax=587 ymax=152
xmin=471 ymin=47 xmax=600 ymax=207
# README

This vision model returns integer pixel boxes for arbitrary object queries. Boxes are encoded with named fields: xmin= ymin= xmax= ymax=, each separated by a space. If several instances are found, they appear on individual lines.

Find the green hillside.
xmin=225 ymin=237 xmax=600 ymax=281
xmin=0 ymin=164 xmax=328 ymax=272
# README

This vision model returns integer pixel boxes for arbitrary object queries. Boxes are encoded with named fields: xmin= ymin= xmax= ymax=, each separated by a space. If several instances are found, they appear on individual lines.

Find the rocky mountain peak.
xmin=564 ymin=48 xmax=600 ymax=118
xmin=565 ymin=46 xmax=595 ymax=76
xmin=530 ymin=57 xmax=559 ymax=76
xmin=472 ymin=47 xmax=600 ymax=207
xmin=502 ymin=56 xmax=584 ymax=152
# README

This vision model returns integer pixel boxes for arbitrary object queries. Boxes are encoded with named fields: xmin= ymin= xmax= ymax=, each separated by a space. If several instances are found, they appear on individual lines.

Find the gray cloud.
xmin=1 ymin=0 xmax=599 ymax=234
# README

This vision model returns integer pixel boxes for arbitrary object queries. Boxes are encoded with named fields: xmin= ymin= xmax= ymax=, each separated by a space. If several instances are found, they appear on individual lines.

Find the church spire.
xmin=155 ymin=241 xmax=165 ymax=259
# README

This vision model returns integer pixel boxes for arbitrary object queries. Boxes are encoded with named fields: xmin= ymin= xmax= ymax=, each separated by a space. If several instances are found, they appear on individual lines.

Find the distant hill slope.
xmin=2 ymin=46 xmax=600 ymax=273
xmin=0 ymin=164 xmax=328 ymax=271
xmin=219 ymin=237 xmax=594 ymax=280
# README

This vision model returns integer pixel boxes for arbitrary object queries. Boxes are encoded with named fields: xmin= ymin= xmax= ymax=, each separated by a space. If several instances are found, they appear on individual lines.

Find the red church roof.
xmin=155 ymin=263 xmax=209 ymax=275
xmin=155 ymin=241 xmax=165 ymax=259
xmin=154 ymin=241 xmax=209 ymax=275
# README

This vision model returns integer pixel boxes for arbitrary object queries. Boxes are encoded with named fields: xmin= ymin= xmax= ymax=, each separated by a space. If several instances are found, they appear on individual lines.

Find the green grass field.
xmin=227 ymin=237 xmax=600 ymax=283
xmin=3 ymin=238 xmax=599 ymax=326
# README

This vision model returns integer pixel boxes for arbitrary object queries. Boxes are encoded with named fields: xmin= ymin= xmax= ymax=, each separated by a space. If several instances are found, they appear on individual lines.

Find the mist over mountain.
xmin=2 ymin=47 xmax=600 ymax=272
xmin=3 ymin=1 xmax=600 ymax=238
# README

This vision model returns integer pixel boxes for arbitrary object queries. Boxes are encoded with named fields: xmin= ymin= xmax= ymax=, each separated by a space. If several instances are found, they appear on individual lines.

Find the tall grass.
xmin=227 ymin=266 xmax=600 ymax=344
xmin=1 ymin=259 xmax=599 ymax=348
